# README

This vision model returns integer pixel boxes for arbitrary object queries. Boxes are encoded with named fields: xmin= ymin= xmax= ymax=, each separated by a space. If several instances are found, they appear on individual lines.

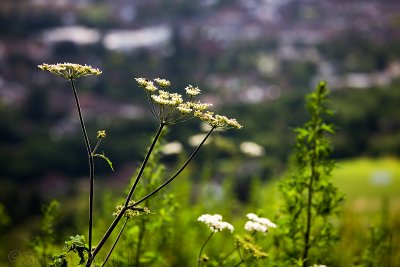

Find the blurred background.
xmin=1 ymin=0 xmax=400 ymax=266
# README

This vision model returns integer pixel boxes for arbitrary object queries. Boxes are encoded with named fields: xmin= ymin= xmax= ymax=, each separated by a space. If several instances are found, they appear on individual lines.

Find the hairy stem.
xmin=101 ymin=217 xmax=129 ymax=267
xmin=70 ymin=79 xmax=94 ymax=260
xmin=197 ymin=232 xmax=214 ymax=267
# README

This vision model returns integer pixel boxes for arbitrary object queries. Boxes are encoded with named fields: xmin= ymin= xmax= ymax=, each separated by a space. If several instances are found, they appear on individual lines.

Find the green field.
xmin=333 ymin=157 xmax=400 ymax=214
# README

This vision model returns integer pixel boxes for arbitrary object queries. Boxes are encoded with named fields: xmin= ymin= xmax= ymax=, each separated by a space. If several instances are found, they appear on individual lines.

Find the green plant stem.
xmin=129 ymin=126 xmax=215 ymax=209
xmin=218 ymin=247 xmax=237 ymax=265
xmin=70 ymin=79 xmax=94 ymax=260
xmin=134 ymin=217 xmax=147 ymax=267
xmin=88 ymin=123 xmax=165 ymax=266
xmin=124 ymin=122 xmax=165 ymax=207
xmin=101 ymin=217 xmax=128 ymax=267
xmin=302 ymin=154 xmax=315 ymax=266
xmin=233 ymin=259 xmax=245 ymax=267
xmin=197 ymin=232 xmax=214 ymax=267
xmin=92 ymin=138 xmax=103 ymax=155
xmin=302 ymin=112 xmax=320 ymax=267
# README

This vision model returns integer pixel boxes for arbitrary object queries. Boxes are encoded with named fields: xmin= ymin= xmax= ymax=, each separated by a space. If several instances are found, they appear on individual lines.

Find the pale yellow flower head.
xmin=154 ymin=78 xmax=171 ymax=87
xmin=151 ymin=91 xmax=183 ymax=106
xmin=38 ymin=63 xmax=101 ymax=80
xmin=97 ymin=130 xmax=106 ymax=139
xmin=185 ymin=85 xmax=201 ymax=96
xmin=135 ymin=77 xmax=150 ymax=87
xmin=194 ymin=111 xmax=242 ymax=129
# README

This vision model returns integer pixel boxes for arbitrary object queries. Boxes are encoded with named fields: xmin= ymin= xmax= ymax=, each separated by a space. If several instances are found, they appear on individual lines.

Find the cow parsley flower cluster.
xmin=38 ymin=63 xmax=102 ymax=80
xmin=198 ymin=214 xmax=234 ymax=233
xmin=135 ymin=77 xmax=241 ymax=129
xmin=194 ymin=111 xmax=242 ymax=129
xmin=135 ymin=77 xmax=212 ymax=124
xmin=245 ymin=213 xmax=276 ymax=233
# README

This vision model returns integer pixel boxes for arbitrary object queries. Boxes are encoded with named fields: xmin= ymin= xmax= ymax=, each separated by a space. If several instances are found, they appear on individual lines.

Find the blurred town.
xmin=1 ymin=0 xmax=400 ymax=260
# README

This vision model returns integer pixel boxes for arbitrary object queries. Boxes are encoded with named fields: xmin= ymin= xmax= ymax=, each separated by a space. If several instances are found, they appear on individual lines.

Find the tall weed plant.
xmin=32 ymin=63 xmax=348 ymax=267
xmin=271 ymin=81 xmax=344 ymax=267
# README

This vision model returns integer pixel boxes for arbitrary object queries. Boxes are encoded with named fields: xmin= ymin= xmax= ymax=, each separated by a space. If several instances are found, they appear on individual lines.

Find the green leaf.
xmin=93 ymin=152 xmax=114 ymax=171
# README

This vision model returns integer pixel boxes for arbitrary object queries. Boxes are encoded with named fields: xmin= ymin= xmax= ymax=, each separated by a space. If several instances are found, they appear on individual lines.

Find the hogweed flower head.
xmin=135 ymin=77 xmax=150 ymax=87
xmin=151 ymin=91 xmax=183 ymax=106
xmin=134 ymin=77 xmax=241 ymax=129
xmin=198 ymin=214 xmax=234 ymax=233
xmin=194 ymin=111 xmax=242 ymax=129
xmin=154 ymin=78 xmax=171 ymax=87
xmin=185 ymin=84 xmax=201 ymax=96
xmin=38 ymin=63 xmax=101 ymax=80
xmin=245 ymin=213 xmax=276 ymax=233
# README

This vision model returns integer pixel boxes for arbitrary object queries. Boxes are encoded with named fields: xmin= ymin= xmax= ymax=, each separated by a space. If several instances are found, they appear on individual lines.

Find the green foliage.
xmin=0 ymin=202 xmax=10 ymax=228
xmin=108 ymin=131 xmax=178 ymax=266
xmin=272 ymin=81 xmax=344 ymax=266
xmin=93 ymin=152 xmax=114 ymax=171
xmin=65 ymin=235 xmax=89 ymax=265
xmin=32 ymin=200 xmax=61 ymax=267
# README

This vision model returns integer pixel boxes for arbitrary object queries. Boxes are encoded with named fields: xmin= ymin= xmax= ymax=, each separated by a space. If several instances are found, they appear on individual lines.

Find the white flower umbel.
xmin=244 ymin=221 xmax=268 ymax=233
xmin=198 ymin=214 xmax=234 ymax=233
xmin=245 ymin=213 xmax=276 ymax=233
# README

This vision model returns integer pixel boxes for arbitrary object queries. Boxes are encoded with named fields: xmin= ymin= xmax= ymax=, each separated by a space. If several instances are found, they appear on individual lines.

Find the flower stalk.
xmin=70 ymin=79 xmax=95 ymax=260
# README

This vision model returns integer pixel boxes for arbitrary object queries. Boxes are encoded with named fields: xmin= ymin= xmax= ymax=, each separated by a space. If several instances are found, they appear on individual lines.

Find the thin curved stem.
xmin=70 ymin=79 xmax=94 ymax=260
xmin=101 ymin=217 xmax=129 ymax=267
xmin=197 ymin=232 xmax=214 ymax=267
xmin=129 ymin=126 xmax=215 ymax=209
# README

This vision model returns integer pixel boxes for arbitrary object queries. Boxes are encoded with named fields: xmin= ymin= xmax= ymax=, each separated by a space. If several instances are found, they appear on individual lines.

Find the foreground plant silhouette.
xmin=38 ymin=63 xmax=242 ymax=266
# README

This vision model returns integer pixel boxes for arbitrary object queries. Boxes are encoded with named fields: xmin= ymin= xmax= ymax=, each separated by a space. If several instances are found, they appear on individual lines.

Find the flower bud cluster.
xmin=38 ymin=63 xmax=102 ymax=80
xmin=197 ymin=214 xmax=234 ymax=233
xmin=97 ymin=130 xmax=106 ymax=139
xmin=244 ymin=213 xmax=276 ymax=233
xmin=113 ymin=201 xmax=151 ymax=218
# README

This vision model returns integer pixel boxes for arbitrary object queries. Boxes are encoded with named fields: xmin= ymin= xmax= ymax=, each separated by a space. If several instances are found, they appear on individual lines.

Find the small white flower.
xmin=244 ymin=221 xmax=267 ymax=233
xmin=240 ymin=141 xmax=265 ymax=157
xmin=162 ymin=141 xmax=183 ymax=155
xmin=198 ymin=214 xmax=234 ymax=233
xmin=188 ymin=133 xmax=211 ymax=147
xmin=245 ymin=213 xmax=276 ymax=232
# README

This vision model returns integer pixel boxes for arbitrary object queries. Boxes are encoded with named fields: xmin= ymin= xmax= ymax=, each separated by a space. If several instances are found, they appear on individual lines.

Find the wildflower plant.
xmin=272 ymin=81 xmax=344 ymax=267
xmin=196 ymin=213 xmax=275 ymax=267
xmin=38 ymin=63 xmax=242 ymax=266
